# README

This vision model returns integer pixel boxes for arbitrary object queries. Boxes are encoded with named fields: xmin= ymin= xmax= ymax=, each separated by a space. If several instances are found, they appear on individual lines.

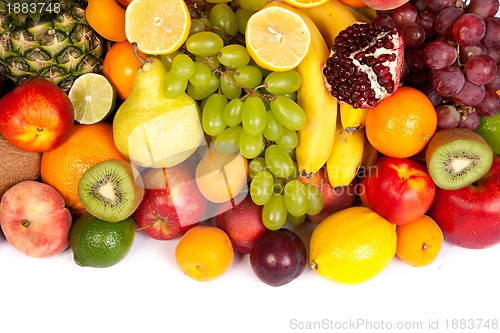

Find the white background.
xmin=1 ymin=220 xmax=499 ymax=333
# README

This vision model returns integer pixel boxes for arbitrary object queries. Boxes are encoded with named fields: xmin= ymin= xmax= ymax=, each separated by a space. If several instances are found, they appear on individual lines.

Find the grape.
xmin=248 ymin=156 xmax=267 ymax=179
xmin=210 ymin=3 xmax=239 ymax=37
xmin=275 ymin=127 xmax=298 ymax=151
xmin=452 ymin=13 xmax=486 ymax=46
xmin=189 ymin=61 xmax=214 ymax=87
xmin=187 ymin=74 xmax=219 ymax=100
xmin=242 ymin=96 xmax=267 ymax=135
xmin=423 ymin=40 xmax=458 ymax=70
xmin=457 ymin=107 xmax=481 ymax=130
xmin=432 ymin=66 xmax=465 ymax=97
xmin=234 ymin=65 xmax=263 ymax=89
xmin=416 ymin=10 xmax=437 ymax=37
xmin=482 ymin=17 xmax=500 ymax=48
xmin=185 ymin=31 xmax=224 ymax=56
xmin=239 ymin=131 xmax=264 ymax=159
xmin=249 ymin=228 xmax=307 ymax=286
xmin=263 ymin=111 xmax=284 ymax=142
xmin=273 ymin=178 xmax=286 ymax=195
xmin=223 ymin=98 xmax=243 ymax=126
xmin=427 ymin=0 xmax=454 ymax=13
xmin=189 ymin=18 xmax=212 ymax=36
xmin=435 ymin=7 xmax=465 ymax=36
xmin=436 ymin=104 xmax=460 ymax=130
xmin=215 ymin=125 xmax=243 ymax=154
xmin=486 ymin=47 xmax=500 ymax=64
xmin=270 ymin=95 xmax=306 ymax=131
xmin=159 ymin=51 xmax=179 ymax=71
xmin=218 ymin=44 xmax=251 ymax=68
xmin=373 ymin=14 xmax=395 ymax=27
xmin=220 ymin=72 xmax=242 ymax=100
xmin=464 ymin=55 xmax=497 ymax=85
xmin=411 ymin=0 xmax=429 ymax=12
xmin=468 ymin=0 xmax=500 ymax=19
xmin=250 ymin=171 xmax=274 ymax=205
xmin=264 ymin=70 xmax=302 ymax=95
xmin=287 ymin=213 xmax=306 ymax=227
xmin=405 ymin=47 xmax=428 ymax=73
xmin=402 ymin=22 xmax=426 ymax=47
xmin=265 ymin=144 xmax=294 ymax=178
xmin=235 ymin=8 xmax=254 ymax=35
xmin=475 ymin=89 xmax=500 ymax=116
xmin=283 ymin=180 xmax=309 ymax=217
xmin=238 ymin=0 xmax=267 ymax=11
xmin=485 ymin=67 xmax=500 ymax=91
xmin=304 ymin=184 xmax=324 ymax=217
xmin=452 ymin=80 xmax=485 ymax=106
xmin=171 ymin=54 xmax=195 ymax=80
xmin=420 ymin=84 xmax=443 ymax=106
xmin=163 ymin=72 xmax=188 ymax=99
xmin=459 ymin=43 xmax=488 ymax=64
xmin=261 ymin=195 xmax=288 ymax=230
xmin=391 ymin=3 xmax=417 ymax=29
xmin=202 ymin=93 xmax=227 ymax=136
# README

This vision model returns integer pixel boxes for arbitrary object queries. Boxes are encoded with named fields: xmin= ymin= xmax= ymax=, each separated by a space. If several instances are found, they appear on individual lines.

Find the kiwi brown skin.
xmin=77 ymin=159 xmax=144 ymax=222
xmin=425 ymin=128 xmax=494 ymax=190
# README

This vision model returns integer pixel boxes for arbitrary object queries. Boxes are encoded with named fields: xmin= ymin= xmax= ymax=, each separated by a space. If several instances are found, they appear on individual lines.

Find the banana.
xmin=346 ymin=5 xmax=373 ymax=23
xmin=360 ymin=135 xmax=379 ymax=171
xmin=326 ymin=114 xmax=365 ymax=188
xmin=301 ymin=0 xmax=359 ymax=50
xmin=265 ymin=2 xmax=338 ymax=177
xmin=339 ymin=103 xmax=369 ymax=133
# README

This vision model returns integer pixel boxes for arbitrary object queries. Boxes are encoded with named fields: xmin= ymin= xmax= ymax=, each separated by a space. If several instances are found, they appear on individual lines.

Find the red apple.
xmin=0 ymin=78 xmax=74 ymax=152
xmin=133 ymin=161 xmax=207 ymax=240
xmin=0 ymin=180 xmax=72 ymax=258
xmin=359 ymin=156 xmax=435 ymax=225
xmin=428 ymin=155 xmax=500 ymax=249
xmin=361 ymin=0 xmax=410 ymax=10
xmin=215 ymin=193 xmax=268 ymax=254
xmin=298 ymin=166 xmax=356 ymax=223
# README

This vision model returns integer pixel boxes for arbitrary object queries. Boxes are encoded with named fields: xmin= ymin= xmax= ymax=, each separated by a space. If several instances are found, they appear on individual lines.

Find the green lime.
xmin=70 ymin=213 xmax=136 ymax=268
xmin=68 ymin=73 xmax=116 ymax=124
xmin=476 ymin=112 xmax=500 ymax=155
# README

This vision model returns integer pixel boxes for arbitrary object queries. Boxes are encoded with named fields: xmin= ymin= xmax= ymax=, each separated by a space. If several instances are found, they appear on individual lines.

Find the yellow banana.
xmin=357 ymin=5 xmax=378 ymax=21
xmin=346 ymin=5 xmax=373 ymax=23
xmin=301 ymin=0 xmax=359 ymax=50
xmin=360 ymin=136 xmax=379 ymax=171
xmin=326 ymin=115 xmax=365 ymax=187
xmin=339 ymin=103 xmax=369 ymax=133
xmin=265 ymin=2 xmax=338 ymax=177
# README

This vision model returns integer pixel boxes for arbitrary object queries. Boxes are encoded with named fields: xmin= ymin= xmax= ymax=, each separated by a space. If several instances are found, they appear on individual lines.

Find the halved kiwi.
xmin=78 ymin=159 xmax=144 ymax=222
xmin=426 ymin=128 xmax=493 ymax=190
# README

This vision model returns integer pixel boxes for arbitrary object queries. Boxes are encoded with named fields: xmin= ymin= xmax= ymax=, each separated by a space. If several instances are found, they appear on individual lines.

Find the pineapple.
xmin=0 ymin=0 xmax=110 ymax=92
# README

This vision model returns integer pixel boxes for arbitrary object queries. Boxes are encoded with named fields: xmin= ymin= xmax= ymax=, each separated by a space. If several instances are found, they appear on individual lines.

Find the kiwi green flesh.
xmin=78 ymin=160 xmax=141 ymax=223
xmin=428 ymin=139 xmax=493 ymax=190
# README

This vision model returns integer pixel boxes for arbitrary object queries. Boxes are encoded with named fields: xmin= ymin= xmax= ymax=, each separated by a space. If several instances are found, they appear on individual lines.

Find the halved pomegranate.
xmin=322 ymin=22 xmax=405 ymax=108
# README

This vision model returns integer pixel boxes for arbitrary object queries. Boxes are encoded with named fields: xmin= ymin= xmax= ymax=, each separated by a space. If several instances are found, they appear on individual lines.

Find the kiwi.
xmin=426 ymin=128 xmax=493 ymax=190
xmin=0 ymin=134 xmax=41 ymax=197
xmin=77 ymin=159 xmax=144 ymax=222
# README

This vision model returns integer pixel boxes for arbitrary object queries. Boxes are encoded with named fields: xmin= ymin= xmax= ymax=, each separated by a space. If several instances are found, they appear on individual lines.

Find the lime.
xmin=68 ymin=73 xmax=116 ymax=124
xmin=476 ymin=113 xmax=500 ymax=155
xmin=70 ymin=213 xmax=136 ymax=268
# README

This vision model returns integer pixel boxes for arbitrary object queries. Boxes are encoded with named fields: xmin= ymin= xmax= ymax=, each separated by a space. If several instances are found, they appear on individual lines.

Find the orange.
xmin=339 ymin=0 xmax=367 ymax=8
xmin=365 ymin=87 xmax=437 ymax=158
xmin=85 ymin=0 xmax=127 ymax=42
xmin=396 ymin=215 xmax=444 ymax=267
xmin=103 ymin=41 xmax=145 ymax=101
xmin=175 ymin=226 xmax=234 ymax=282
xmin=40 ymin=122 xmax=126 ymax=216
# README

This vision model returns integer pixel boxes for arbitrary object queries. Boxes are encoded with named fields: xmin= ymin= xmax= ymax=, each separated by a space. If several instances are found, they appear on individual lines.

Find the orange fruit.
xmin=85 ymin=0 xmax=127 ymax=42
xmin=175 ymin=226 xmax=234 ymax=282
xmin=339 ymin=0 xmax=367 ymax=7
xmin=396 ymin=215 xmax=444 ymax=267
xmin=40 ymin=122 xmax=126 ymax=216
xmin=103 ymin=41 xmax=145 ymax=101
xmin=365 ymin=87 xmax=437 ymax=158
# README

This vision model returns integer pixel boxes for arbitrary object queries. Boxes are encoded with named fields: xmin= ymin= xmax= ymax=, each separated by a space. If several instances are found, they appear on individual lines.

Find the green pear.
xmin=113 ymin=57 xmax=205 ymax=168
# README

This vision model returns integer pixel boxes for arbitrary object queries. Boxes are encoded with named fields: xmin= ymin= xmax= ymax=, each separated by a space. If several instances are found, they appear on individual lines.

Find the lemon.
xmin=70 ymin=213 xmax=136 ymax=268
xmin=245 ymin=5 xmax=311 ymax=72
xmin=68 ymin=73 xmax=116 ymax=125
xmin=475 ymin=112 xmax=500 ymax=155
xmin=309 ymin=206 xmax=397 ymax=285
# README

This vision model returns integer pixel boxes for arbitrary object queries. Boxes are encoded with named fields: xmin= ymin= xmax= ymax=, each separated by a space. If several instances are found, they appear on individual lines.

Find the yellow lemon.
xmin=309 ymin=206 xmax=397 ymax=285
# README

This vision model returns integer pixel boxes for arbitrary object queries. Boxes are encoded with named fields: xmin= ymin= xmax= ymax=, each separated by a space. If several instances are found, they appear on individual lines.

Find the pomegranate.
xmin=322 ymin=22 xmax=405 ymax=108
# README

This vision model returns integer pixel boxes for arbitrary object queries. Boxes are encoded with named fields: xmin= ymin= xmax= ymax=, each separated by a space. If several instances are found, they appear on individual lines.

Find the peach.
xmin=361 ymin=0 xmax=410 ymax=10
xmin=0 ymin=180 xmax=72 ymax=258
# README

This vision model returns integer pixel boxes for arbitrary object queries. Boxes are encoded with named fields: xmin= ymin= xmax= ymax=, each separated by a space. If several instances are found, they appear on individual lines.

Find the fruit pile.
xmin=0 ymin=0 xmax=499 ymax=287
